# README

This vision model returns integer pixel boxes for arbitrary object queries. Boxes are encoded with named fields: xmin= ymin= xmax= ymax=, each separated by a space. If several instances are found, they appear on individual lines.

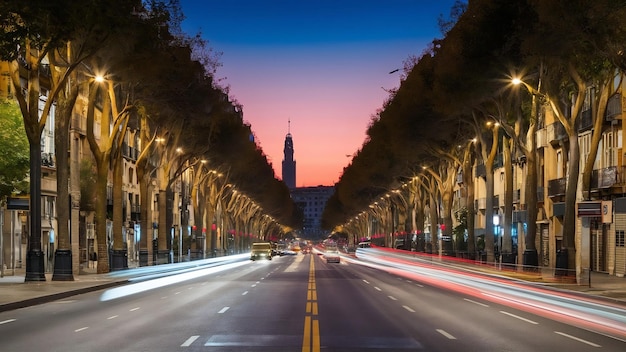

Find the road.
xmin=0 ymin=249 xmax=625 ymax=351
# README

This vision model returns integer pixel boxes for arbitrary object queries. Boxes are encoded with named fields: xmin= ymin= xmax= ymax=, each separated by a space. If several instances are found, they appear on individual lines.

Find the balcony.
xmin=122 ymin=142 xmax=138 ymax=161
xmin=71 ymin=112 xmax=86 ymax=135
xmin=476 ymin=198 xmax=486 ymax=210
xmin=474 ymin=196 xmax=499 ymax=210
xmin=605 ymin=93 xmax=622 ymax=122
xmin=547 ymin=177 xmax=567 ymax=198
xmin=536 ymin=128 xmax=547 ymax=148
xmin=591 ymin=166 xmax=618 ymax=189
xmin=512 ymin=210 xmax=527 ymax=223
xmin=546 ymin=122 xmax=567 ymax=147
xmin=474 ymin=163 xmax=486 ymax=178
xmin=513 ymin=189 xmax=520 ymax=203
xmin=578 ymin=108 xmax=593 ymax=132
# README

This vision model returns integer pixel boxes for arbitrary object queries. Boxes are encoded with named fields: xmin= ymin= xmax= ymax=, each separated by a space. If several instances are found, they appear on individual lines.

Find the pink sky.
xmin=179 ymin=1 xmax=456 ymax=186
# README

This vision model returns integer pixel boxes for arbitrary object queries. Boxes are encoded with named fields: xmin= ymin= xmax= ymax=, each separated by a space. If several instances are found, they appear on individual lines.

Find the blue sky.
xmin=178 ymin=0 xmax=460 ymax=186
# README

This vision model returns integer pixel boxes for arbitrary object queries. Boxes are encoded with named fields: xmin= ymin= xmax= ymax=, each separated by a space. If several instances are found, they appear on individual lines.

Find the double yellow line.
xmin=302 ymin=254 xmax=320 ymax=352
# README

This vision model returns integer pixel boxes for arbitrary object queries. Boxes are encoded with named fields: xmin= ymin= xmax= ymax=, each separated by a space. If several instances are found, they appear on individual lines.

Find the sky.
xmin=178 ymin=0 xmax=458 ymax=187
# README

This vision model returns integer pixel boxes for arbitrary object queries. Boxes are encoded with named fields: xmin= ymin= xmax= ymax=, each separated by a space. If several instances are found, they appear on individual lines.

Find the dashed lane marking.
xmin=181 ymin=335 xmax=199 ymax=347
xmin=500 ymin=311 xmax=538 ymax=325
xmin=554 ymin=331 xmax=601 ymax=347
xmin=464 ymin=298 xmax=489 ymax=307
xmin=437 ymin=329 xmax=456 ymax=340
xmin=402 ymin=305 xmax=416 ymax=313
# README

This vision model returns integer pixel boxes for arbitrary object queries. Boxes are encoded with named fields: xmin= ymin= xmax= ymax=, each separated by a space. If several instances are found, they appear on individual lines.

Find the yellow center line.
xmin=303 ymin=254 xmax=320 ymax=352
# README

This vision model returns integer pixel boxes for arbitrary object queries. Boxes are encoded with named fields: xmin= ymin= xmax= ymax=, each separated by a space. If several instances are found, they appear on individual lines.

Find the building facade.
xmin=291 ymin=186 xmax=334 ymax=239
xmin=460 ymin=72 xmax=626 ymax=280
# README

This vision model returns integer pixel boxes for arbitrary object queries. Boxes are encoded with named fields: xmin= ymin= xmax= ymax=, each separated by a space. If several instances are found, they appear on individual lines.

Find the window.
xmin=617 ymin=230 xmax=625 ymax=247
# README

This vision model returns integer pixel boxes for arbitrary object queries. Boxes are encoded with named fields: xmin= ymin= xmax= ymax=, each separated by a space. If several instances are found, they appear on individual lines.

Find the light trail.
xmin=351 ymin=248 xmax=626 ymax=341
xmin=100 ymin=260 xmax=250 ymax=301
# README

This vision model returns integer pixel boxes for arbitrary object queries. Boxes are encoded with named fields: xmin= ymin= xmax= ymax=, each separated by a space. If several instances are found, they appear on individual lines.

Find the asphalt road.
xmin=0 ymin=251 xmax=625 ymax=351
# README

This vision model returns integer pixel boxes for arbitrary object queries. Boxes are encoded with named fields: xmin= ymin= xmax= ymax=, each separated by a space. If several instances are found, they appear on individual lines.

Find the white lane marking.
xmin=403 ymin=305 xmax=416 ymax=312
xmin=107 ymin=315 xmax=118 ymax=320
xmin=218 ymin=307 xmax=230 ymax=314
xmin=363 ymin=279 xmax=370 ymax=284
xmin=554 ymin=331 xmax=601 ymax=347
xmin=415 ymin=283 xmax=424 ymax=287
xmin=0 ymin=319 xmax=16 ymax=325
xmin=464 ymin=298 xmax=489 ymax=307
xmin=242 ymin=291 xmax=249 ymax=295
xmin=181 ymin=335 xmax=199 ymax=347
xmin=374 ymin=286 xmax=382 ymax=291
xmin=130 ymin=307 xmax=140 ymax=312
xmin=188 ymin=287 xmax=193 ymax=290
xmin=175 ymin=291 xmax=181 ymax=295
xmin=74 ymin=327 xmax=89 ymax=332
xmin=437 ymin=329 xmax=456 ymax=340
xmin=251 ymin=284 xmax=257 ymax=287
xmin=500 ymin=311 xmax=538 ymax=325
xmin=388 ymin=296 xmax=398 ymax=301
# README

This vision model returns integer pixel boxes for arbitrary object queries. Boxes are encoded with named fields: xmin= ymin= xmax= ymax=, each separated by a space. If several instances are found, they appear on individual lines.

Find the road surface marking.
xmin=464 ymin=298 xmax=489 ymax=307
xmin=302 ymin=253 xmax=320 ymax=352
xmin=0 ymin=319 xmax=16 ymax=325
xmin=74 ymin=327 xmax=89 ymax=332
xmin=130 ymin=307 xmax=140 ymax=312
xmin=374 ymin=286 xmax=382 ymax=291
xmin=181 ymin=335 xmax=199 ymax=347
xmin=403 ymin=305 xmax=416 ymax=312
xmin=362 ymin=279 xmax=370 ymax=284
xmin=415 ymin=283 xmax=424 ymax=287
xmin=242 ymin=291 xmax=249 ymax=295
xmin=437 ymin=329 xmax=456 ymax=339
xmin=388 ymin=296 xmax=398 ymax=301
xmin=107 ymin=315 xmax=118 ymax=320
xmin=500 ymin=311 xmax=538 ymax=325
xmin=218 ymin=307 xmax=230 ymax=314
xmin=554 ymin=331 xmax=601 ymax=347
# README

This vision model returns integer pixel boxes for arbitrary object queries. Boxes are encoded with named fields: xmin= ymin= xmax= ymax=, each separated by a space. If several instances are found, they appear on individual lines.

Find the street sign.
xmin=7 ymin=197 xmax=29 ymax=210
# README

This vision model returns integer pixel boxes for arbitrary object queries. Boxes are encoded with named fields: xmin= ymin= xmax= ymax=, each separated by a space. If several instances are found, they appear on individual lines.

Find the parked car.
xmin=250 ymin=242 xmax=273 ymax=261
xmin=357 ymin=241 xmax=371 ymax=248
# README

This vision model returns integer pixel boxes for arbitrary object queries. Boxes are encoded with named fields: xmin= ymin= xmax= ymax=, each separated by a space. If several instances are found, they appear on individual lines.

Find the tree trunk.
xmin=111 ymin=148 xmax=126 ymax=270
xmin=52 ymin=89 xmax=74 ymax=281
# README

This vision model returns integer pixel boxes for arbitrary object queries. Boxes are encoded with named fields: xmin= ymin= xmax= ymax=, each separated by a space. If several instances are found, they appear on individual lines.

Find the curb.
xmin=0 ymin=280 xmax=129 ymax=313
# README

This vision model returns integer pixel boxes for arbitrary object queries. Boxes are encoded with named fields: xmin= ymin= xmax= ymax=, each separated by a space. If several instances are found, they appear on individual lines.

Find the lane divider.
xmin=302 ymin=255 xmax=320 ymax=352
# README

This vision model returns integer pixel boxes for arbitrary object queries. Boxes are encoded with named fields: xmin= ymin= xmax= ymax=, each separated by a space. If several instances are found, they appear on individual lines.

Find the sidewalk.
xmin=1 ymin=260 xmax=626 ymax=313
xmin=0 ymin=266 xmax=128 ymax=313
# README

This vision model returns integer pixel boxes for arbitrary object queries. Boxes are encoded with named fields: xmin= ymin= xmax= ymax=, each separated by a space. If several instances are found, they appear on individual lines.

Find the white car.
xmin=324 ymin=248 xmax=340 ymax=263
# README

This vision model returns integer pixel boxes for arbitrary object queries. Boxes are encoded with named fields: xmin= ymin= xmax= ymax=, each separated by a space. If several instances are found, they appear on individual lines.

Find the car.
xmin=324 ymin=246 xmax=340 ymax=263
xmin=357 ymin=241 xmax=371 ymax=248
xmin=250 ymin=242 xmax=273 ymax=261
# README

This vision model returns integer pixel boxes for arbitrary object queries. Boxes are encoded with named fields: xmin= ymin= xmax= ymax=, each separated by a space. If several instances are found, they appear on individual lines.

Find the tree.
xmin=0 ymin=0 xmax=141 ymax=280
xmin=520 ymin=0 xmax=626 ymax=275
xmin=0 ymin=98 xmax=29 ymax=198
